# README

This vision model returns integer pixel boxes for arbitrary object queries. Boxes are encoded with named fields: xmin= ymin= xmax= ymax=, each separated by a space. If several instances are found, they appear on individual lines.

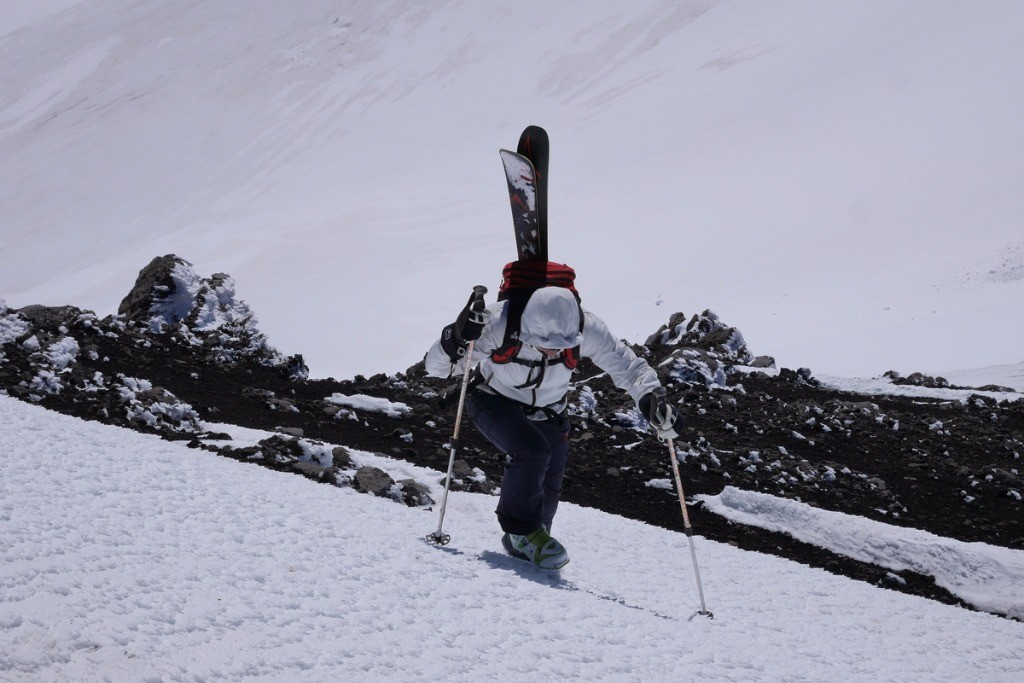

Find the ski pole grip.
xmin=463 ymin=285 xmax=487 ymax=310
xmin=454 ymin=285 xmax=489 ymax=343
xmin=465 ymin=285 xmax=488 ymax=327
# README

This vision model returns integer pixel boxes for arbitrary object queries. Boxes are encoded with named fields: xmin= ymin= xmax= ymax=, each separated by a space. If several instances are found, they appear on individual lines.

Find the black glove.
xmin=440 ymin=286 xmax=488 ymax=362
xmin=639 ymin=388 xmax=684 ymax=441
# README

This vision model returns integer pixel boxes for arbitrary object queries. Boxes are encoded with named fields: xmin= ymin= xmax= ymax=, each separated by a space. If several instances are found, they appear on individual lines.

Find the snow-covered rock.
xmin=118 ymin=255 xmax=307 ymax=376
xmin=114 ymin=375 xmax=201 ymax=434
xmin=643 ymin=310 xmax=768 ymax=388
xmin=0 ymin=300 xmax=30 ymax=364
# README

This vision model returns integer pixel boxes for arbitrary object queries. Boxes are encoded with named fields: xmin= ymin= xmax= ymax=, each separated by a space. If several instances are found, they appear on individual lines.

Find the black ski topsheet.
xmin=500 ymin=149 xmax=544 ymax=261
xmin=517 ymin=125 xmax=549 ymax=250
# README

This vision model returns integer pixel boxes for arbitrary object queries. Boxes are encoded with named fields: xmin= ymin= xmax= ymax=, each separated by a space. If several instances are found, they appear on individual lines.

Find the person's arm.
xmin=581 ymin=311 xmax=684 ymax=439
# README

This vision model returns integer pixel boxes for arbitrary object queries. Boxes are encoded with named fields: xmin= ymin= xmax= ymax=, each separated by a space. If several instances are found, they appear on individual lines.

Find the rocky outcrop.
xmin=643 ymin=310 xmax=774 ymax=388
xmin=0 ymin=302 xmax=201 ymax=438
xmin=884 ymin=370 xmax=951 ymax=389
xmin=0 ymin=257 xmax=316 ymax=434
xmin=118 ymin=255 xmax=308 ymax=376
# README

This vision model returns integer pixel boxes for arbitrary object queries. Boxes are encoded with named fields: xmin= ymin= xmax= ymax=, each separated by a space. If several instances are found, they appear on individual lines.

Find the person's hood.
xmin=517 ymin=287 xmax=583 ymax=349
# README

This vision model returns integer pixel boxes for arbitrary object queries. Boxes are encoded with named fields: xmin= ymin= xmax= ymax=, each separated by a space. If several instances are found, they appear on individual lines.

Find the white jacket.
xmin=425 ymin=288 xmax=661 ymax=411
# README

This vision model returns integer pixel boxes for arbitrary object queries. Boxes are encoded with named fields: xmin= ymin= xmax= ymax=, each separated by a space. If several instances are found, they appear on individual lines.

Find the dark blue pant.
xmin=466 ymin=389 xmax=570 ymax=535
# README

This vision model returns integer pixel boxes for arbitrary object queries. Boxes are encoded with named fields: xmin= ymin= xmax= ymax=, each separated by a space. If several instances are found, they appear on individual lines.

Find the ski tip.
xmin=517 ymin=126 xmax=549 ymax=159
xmin=499 ymin=148 xmax=528 ymax=160
xmin=499 ymin=149 xmax=536 ymax=174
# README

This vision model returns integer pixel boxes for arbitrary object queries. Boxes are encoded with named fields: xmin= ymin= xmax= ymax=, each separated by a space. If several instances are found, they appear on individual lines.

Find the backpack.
xmin=490 ymin=260 xmax=584 ymax=373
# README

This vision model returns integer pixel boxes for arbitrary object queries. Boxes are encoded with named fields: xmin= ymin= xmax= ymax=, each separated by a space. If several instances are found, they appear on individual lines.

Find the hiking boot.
xmin=503 ymin=528 xmax=570 ymax=570
xmin=501 ymin=533 xmax=531 ymax=561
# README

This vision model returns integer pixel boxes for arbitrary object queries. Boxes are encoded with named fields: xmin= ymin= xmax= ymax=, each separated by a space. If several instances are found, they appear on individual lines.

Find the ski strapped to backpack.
xmin=491 ymin=260 xmax=585 ymax=378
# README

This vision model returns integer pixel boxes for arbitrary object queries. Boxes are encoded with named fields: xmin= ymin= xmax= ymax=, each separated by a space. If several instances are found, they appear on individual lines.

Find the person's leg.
xmin=466 ymin=390 xmax=550 ymax=535
xmin=536 ymin=416 xmax=570 ymax=531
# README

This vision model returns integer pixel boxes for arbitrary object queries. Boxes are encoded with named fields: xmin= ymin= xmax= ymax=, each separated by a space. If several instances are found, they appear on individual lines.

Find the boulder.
xmin=331 ymin=446 xmax=353 ymax=468
xmin=397 ymin=479 xmax=434 ymax=507
xmin=353 ymin=466 xmax=396 ymax=497
xmin=444 ymin=459 xmax=497 ymax=494
xmin=291 ymin=461 xmax=343 ymax=486
xmin=254 ymin=434 xmax=305 ymax=464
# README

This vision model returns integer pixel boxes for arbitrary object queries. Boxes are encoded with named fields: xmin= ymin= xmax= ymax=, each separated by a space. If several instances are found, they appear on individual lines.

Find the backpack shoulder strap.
xmin=564 ymin=307 xmax=585 ymax=369
xmin=491 ymin=289 xmax=531 ymax=364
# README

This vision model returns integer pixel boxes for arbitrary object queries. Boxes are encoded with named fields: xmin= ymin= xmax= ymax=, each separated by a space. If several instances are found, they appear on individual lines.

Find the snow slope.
xmin=941 ymin=362 xmax=1024 ymax=393
xmin=699 ymin=487 xmax=1024 ymax=620
xmin=2 ymin=0 xmax=1023 ymax=381
xmin=2 ymin=394 xmax=1022 ymax=682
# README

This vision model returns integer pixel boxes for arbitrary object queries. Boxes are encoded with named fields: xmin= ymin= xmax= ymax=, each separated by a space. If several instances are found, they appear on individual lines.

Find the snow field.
xmin=2 ymin=395 xmax=1022 ymax=682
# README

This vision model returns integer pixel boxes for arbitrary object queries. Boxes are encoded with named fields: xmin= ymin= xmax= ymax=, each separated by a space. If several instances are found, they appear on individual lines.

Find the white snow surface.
xmin=941 ymin=362 xmax=1024 ymax=393
xmin=734 ymin=365 xmax=1024 ymax=401
xmin=817 ymin=374 xmax=1024 ymax=402
xmin=698 ymin=487 xmax=1024 ymax=620
xmin=325 ymin=392 xmax=411 ymax=417
xmin=2 ymin=394 xmax=1023 ymax=682
xmin=2 ymin=0 xmax=1023 ymax=381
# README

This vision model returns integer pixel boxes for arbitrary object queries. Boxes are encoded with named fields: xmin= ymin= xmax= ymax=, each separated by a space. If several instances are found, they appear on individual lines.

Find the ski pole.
xmin=427 ymin=286 xmax=487 ymax=545
xmin=667 ymin=438 xmax=714 ymax=618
